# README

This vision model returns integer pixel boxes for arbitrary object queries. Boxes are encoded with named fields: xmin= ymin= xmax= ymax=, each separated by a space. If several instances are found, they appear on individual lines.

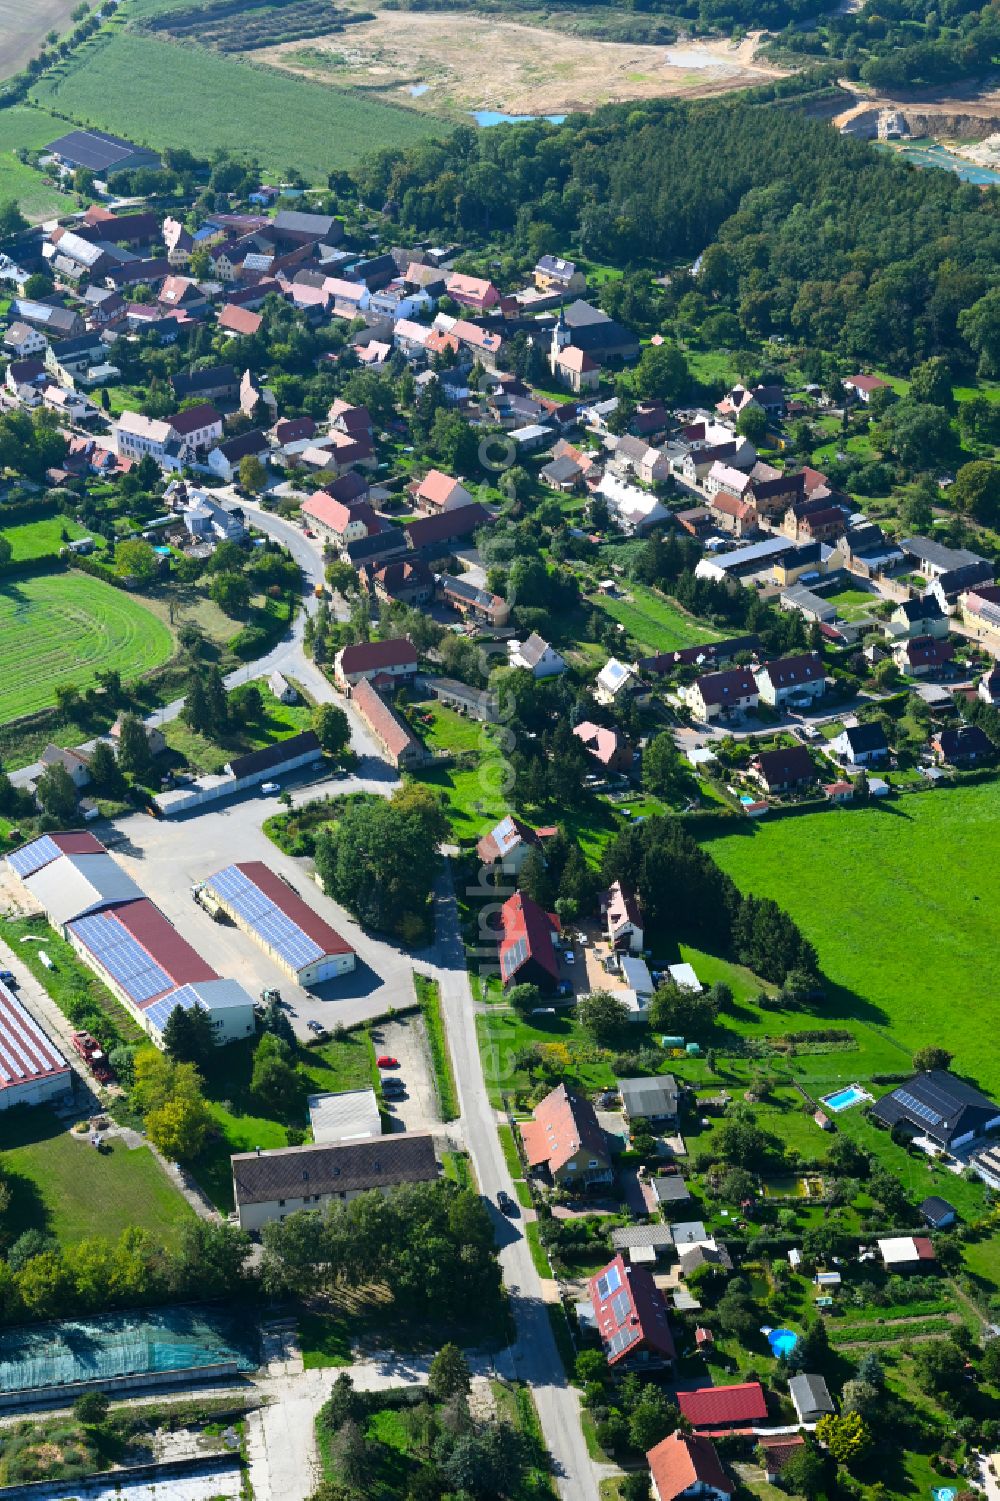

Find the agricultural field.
xmin=0 ymin=0 xmax=78 ymax=84
xmin=255 ymin=10 xmax=786 ymax=117
xmin=0 ymin=104 xmax=74 ymax=221
xmin=701 ymin=783 xmax=1000 ymax=1093
xmin=0 ymin=572 xmax=173 ymax=722
xmin=0 ymin=1107 xmax=194 ymax=1246
xmin=30 ymin=30 xmax=448 ymax=179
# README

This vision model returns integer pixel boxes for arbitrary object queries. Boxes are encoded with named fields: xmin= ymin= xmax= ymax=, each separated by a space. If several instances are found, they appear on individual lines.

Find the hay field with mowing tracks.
xmin=0 ymin=573 xmax=173 ymax=722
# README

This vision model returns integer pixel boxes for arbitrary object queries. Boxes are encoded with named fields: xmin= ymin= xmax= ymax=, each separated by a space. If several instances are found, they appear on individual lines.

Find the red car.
xmin=376 ymin=1056 xmax=399 ymax=1069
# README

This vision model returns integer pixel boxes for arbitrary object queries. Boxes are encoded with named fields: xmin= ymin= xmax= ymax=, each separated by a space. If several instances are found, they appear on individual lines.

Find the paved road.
xmin=417 ymin=862 xmax=600 ymax=1501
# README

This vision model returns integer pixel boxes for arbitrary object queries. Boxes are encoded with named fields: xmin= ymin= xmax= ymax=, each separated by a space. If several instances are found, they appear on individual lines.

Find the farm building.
xmin=307 ymin=1088 xmax=382 ymax=1145
xmin=44 ymin=128 xmax=161 ymax=177
xmin=0 ymin=981 xmax=72 ymax=1111
xmin=203 ymin=861 xmax=355 ymax=986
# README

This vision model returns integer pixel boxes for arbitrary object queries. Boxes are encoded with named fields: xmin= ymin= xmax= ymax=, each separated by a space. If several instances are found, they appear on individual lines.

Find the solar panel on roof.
xmin=71 ymin=912 xmax=172 ymax=1005
xmin=607 ymin=1326 xmax=639 ymax=1357
xmin=500 ymin=936 xmax=528 ymax=981
xmin=895 ymin=1088 xmax=943 ymax=1127
xmin=596 ymin=1265 xmax=622 ymax=1302
xmin=144 ymin=987 xmax=201 ymax=1034
xmin=9 ymin=836 xmax=60 ymax=879
xmin=610 ymin=1290 xmax=632 ymax=1327
xmin=208 ymin=866 xmax=324 ymax=971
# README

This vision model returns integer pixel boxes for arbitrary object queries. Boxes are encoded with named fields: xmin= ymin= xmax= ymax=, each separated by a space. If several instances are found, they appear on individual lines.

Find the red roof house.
xmin=588 ymin=1253 xmax=675 ymax=1368
xmin=676 ymin=1382 xmax=768 ymax=1433
xmin=519 ymin=1081 xmax=612 ymax=1187
xmin=648 ymin=1431 xmax=733 ymax=1501
xmin=498 ymin=890 xmax=560 ymax=992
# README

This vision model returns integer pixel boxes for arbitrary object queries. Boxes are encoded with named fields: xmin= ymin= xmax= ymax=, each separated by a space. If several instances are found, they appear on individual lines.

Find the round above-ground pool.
xmin=767 ymin=1327 xmax=799 ymax=1358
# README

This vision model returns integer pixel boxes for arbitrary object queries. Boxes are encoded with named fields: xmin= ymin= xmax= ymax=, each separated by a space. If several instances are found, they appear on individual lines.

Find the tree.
xmin=251 ymin=1033 xmax=303 ymax=1117
xmin=716 ymin=1111 xmax=769 ymax=1167
xmin=908 ymin=356 xmax=955 ymax=411
xmin=313 ymin=783 xmax=447 ymax=937
xmin=631 ymin=342 xmax=689 ymax=403
xmin=0 ymin=200 xmax=28 ymax=240
xmin=815 ymin=1411 xmax=872 ymax=1466
xmin=210 ymin=571 xmax=252 ymax=617
xmin=642 ymin=732 xmax=686 ymax=802
xmin=438 ymin=1423 xmax=525 ymax=1499
xmin=312 ymin=703 xmax=350 ymax=756
xmin=238 ymin=453 xmax=268 ymax=493
xmin=872 ymin=400 xmax=952 ymax=470
xmin=959 ymin=288 xmax=1000 ymax=376
xmin=74 ymin=1391 xmax=110 ymax=1425
xmin=0 ymin=534 xmax=10 ymax=569
xmin=980 ymin=1338 xmax=1000 ymax=1384
xmin=115 ymin=538 xmax=159 ymax=582
xmin=428 ymin=1342 xmax=471 ymax=1402
xmin=87 ymin=739 xmax=125 ymax=797
xmin=577 ymin=989 xmax=630 ymax=1047
xmin=116 ymin=713 xmax=153 ymax=780
xmin=162 ymin=1003 xmax=216 ymax=1068
xmin=951 ymin=460 xmax=1000 ymax=527
xmin=620 ymin=1476 xmax=651 ymax=1501
xmin=648 ymin=984 xmax=719 ymax=1041
xmin=779 ymin=1441 xmax=828 ymax=1499
xmin=146 ymin=1091 xmax=211 ymax=1161
xmin=912 ymin=1339 xmax=967 ymax=1401
xmin=506 ymin=982 xmax=542 ymax=1013
xmin=736 ymin=404 xmax=769 ymax=445
xmin=912 ymin=1045 xmax=952 ymax=1072
xmin=627 ymin=1385 xmax=674 ymax=1451
xmin=35 ymin=760 xmax=78 ymax=821
xmin=840 ymin=1379 xmax=882 ymax=1420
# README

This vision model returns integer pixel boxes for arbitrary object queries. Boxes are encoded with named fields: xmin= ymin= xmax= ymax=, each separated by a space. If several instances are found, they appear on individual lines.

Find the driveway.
xmin=371 ymin=1014 xmax=440 ymax=1135
xmin=107 ymin=782 xmax=415 ymax=1037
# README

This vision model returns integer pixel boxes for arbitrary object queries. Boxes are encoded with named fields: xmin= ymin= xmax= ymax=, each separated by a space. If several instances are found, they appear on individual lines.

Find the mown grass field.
xmin=0 ymin=1107 xmax=194 ymax=1246
xmin=1 ymin=517 xmax=94 ymax=563
xmin=31 ymin=30 xmax=447 ymax=179
xmin=594 ymin=580 xmax=720 ymax=654
xmin=0 ymin=104 xmax=74 ymax=219
xmin=0 ymin=572 xmax=173 ymax=722
xmin=701 ymin=783 xmax=1000 ymax=1093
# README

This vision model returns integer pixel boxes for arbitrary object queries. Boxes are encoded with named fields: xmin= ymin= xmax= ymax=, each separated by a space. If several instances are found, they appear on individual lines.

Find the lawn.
xmin=825 ymin=587 xmax=880 ymax=621
xmin=593 ymin=581 xmax=720 ymax=655
xmin=700 ymin=782 xmax=1000 ymax=1094
xmin=1 ymin=517 xmax=95 ymax=563
xmin=31 ymin=30 xmax=448 ymax=179
xmin=0 ymin=572 xmax=173 ymax=722
xmin=0 ymin=104 xmax=75 ymax=219
xmin=0 ymin=1106 xmax=194 ymax=1246
xmin=162 ymin=686 xmax=314 ymax=773
xmin=411 ymin=708 xmax=511 ymax=842
xmin=1 ymin=913 xmax=146 ymax=1048
xmin=476 ymin=1007 xmax=618 ymax=1105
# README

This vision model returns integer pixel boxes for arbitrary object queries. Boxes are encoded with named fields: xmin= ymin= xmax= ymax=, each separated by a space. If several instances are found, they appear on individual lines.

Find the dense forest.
xmin=355 ymin=92 xmax=1000 ymax=372
xmin=782 ymin=0 xmax=1000 ymax=91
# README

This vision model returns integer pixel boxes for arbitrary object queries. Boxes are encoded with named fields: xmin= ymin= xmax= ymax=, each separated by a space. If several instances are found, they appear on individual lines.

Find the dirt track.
xmin=252 ymin=13 xmax=788 ymax=116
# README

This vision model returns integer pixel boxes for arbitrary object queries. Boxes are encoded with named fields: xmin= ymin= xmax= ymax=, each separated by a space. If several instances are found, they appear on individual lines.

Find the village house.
xmin=573 ymin=721 xmax=634 ymax=775
xmin=963 ymin=589 xmax=1000 ymax=651
xmin=709 ymin=490 xmax=758 ymax=539
xmin=751 ymin=745 xmax=818 ymax=794
xmin=3 ymin=321 xmax=48 ymax=359
xmin=207 ymin=428 xmax=270 ymax=485
xmin=39 ymin=743 xmax=91 ymax=789
xmin=647 ymin=1433 xmax=732 ymax=1501
xmin=334 ymin=637 xmax=417 ymax=691
xmin=166 ymin=402 xmax=223 ymax=454
xmin=597 ymin=473 xmax=671 ymax=535
xmin=589 ymin=1255 xmax=675 ymax=1370
xmin=753 ymin=653 xmax=825 ymax=708
xmin=885 ymin=595 xmax=949 ymax=641
xmin=371 ymin=557 xmax=434 ymax=609
xmin=601 ymin=880 xmax=644 ymax=953
xmin=411 ymin=469 xmax=474 ymax=514
xmin=788 ymin=1374 xmax=835 ymax=1425
xmin=445 ymin=272 xmax=500 ymax=310
xmin=677 ymin=1383 xmax=768 ymax=1434
xmin=116 ymin=410 xmax=173 ymax=464
xmin=477 ymin=815 xmax=555 ymax=875
xmin=892 ymin=635 xmax=955 ymax=677
xmin=110 ymin=717 xmax=166 ymax=759
xmin=437 ymin=574 xmax=510 ymax=626
xmin=932 ymin=724 xmax=995 ymax=767
xmin=783 ymin=499 xmax=847 ymax=545
xmin=301 ymin=491 xmax=380 ymax=549
xmin=595 ymin=658 xmax=637 ymax=706
xmin=979 ymin=663 xmax=1000 ymax=704
xmin=704 ymin=462 xmax=753 ymax=501
xmin=498 ymin=890 xmax=561 ymax=993
xmin=507 ymin=634 xmax=567 ymax=678
xmin=685 ymin=667 xmax=760 ymax=723
xmin=830 ymin=721 xmax=890 ymax=768
xmin=534 ymin=256 xmax=586 ymax=295
xmin=844 ymin=374 xmax=890 ymax=404
xmin=716 ymin=382 xmax=785 ymax=421
xmin=611 ymin=434 xmax=671 ymax=486
xmin=218 ymin=304 xmax=263 ymax=338
xmin=872 ymin=1068 xmax=1000 ymax=1150
xmin=231 ymin=1134 xmax=438 ymax=1232
xmin=519 ymin=1081 xmax=613 ymax=1188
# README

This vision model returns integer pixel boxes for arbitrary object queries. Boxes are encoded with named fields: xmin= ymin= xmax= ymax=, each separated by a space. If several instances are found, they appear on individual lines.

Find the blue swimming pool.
xmin=767 ymin=1328 xmax=798 ymax=1358
xmin=821 ymin=1085 xmax=867 ymax=1113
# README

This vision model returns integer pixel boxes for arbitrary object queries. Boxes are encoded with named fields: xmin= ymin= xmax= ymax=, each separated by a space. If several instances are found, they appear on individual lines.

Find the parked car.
xmin=306 ymin=1020 xmax=326 ymax=1036
xmin=563 ymin=951 xmax=575 ymax=966
xmin=0 ymin=969 xmax=16 ymax=985
xmin=497 ymin=1190 xmax=518 ymax=1217
xmin=260 ymin=781 xmax=281 ymax=795
xmin=376 ymin=1056 xmax=399 ymax=1068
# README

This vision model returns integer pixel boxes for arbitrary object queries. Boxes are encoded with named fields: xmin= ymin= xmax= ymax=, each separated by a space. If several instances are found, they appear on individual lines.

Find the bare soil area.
xmin=0 ymin=0 xmax=79 ymax=80
xmin=252 ymin=12 xmax=787 ymax=116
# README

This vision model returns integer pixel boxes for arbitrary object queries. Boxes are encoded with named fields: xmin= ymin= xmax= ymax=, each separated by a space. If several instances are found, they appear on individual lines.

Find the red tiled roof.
xmin=693 ymin=667 xmax=758 ymax=706
xmin=677 ymin=1382 xmax=767 ymax=1429
xmin=0 ymin=982 xmax=68 ymax=1093
xmin=499 ymin=890 xmax=560 ymax=985
xmin=589 ymin=1253 xmax=675 ymax=1366
xmin=416 ymin=468 xmax=466 ymax=508
xmin=647 ymin=1432 xmax=733 ymax=1501
xmin=218 ymin=305 xmax=262 ymax=335
xmin=758 ymin=1436 xmax=805 ymax=1473
xmin=168 ymin=402 xmax=221 ymax=436
xmin=229 ymin=861 xmax=353 ymax=957
xmin=520 ymin=1081 xmax=607 ymax=1176
xmin=113 ymin=898 xmax=216 ymax=988
xmin=351 ymin=677 xmax=421 ymax=763
xmin=338 ymin=637 xmax=418 ymax=676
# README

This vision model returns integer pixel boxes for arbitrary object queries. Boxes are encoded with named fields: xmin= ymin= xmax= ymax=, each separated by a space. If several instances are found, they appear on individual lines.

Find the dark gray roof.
xmin=789 ymin=1373 xmax=834 ymax=1415
xmin=45 ymin=128 xmax=160 ymax=174
xmin=542 ymin=455 xmax=583 ymax=483
xmin=896 ymin=596 xmax=944 ymax=623
xmin=900 ymin=536 xmax=984 ymax=572
xmin=840 ymin=721 xmax=888 ymax=754
xmin=871 ymin=1069 xmax=999 ymax=1146
xmin=227 ymin=729 xmax=322 ymax=780
xmin=172 ymin=364 xmax=238 ymax=399
xmin=232 ymin=1133 xmax=438 ymax=1205
xmin=619 ymin=1076 xmax=679 ymax=1117
xmin=610 ymin=1224 xmax=675 ymax=1250
xmin=652 ymin=1175 xmax=690 ymax=1203
xmin=272 ymin=210 xmax=336 ymax=238
xmin=678 ymin=1242 xmax=732 ymax=1272
xmin=919 ymin=1195 xmax=956 ymax=1223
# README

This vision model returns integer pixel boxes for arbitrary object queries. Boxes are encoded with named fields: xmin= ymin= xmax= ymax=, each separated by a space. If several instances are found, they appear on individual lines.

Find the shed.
xmin=919 ymin=1195 xmax=957 ymax=1229
xmin=788 ymin=1372 xmax=835 ymax=1425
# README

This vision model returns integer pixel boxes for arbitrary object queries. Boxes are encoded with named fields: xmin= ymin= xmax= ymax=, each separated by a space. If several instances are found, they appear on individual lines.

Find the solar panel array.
xmin=144 ymin=984 xmax=204 ymax=1035
xmin=894 ymin=1088 xmax=943 ymax=1127
xmin=607 ymin=1326 xmax=640 ymax=1359
xmin=71 ymin=912 xmax=172 ymax=1005
xmin=8 ymin=836 xmax=61 ymax=879
xmin=500 ymin=936 xmax=527 ymax=982
xmin=209 ymin=865 xmax=324 ymax=971
xmin=595 ymin=1264 xmax=622 ymax=1302
xmin=611 ymin=1290 xmax=632 ymax=1327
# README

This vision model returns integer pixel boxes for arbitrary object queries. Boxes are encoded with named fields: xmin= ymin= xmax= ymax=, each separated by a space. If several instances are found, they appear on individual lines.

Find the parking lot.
xmin=372 ymin=1014 xmax=440 ymax=1135
xmin=107 ymin=776 xmax=416 ymax=1038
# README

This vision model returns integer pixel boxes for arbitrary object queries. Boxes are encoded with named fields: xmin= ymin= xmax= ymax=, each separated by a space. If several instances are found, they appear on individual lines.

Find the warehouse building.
xmin=204 ymin=861 xmax=356 ymax=986
xmin=0 ymin=981 xmax=72 ymax=1111
xmin=7 ymin=833 xmax=255 ymax=1048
